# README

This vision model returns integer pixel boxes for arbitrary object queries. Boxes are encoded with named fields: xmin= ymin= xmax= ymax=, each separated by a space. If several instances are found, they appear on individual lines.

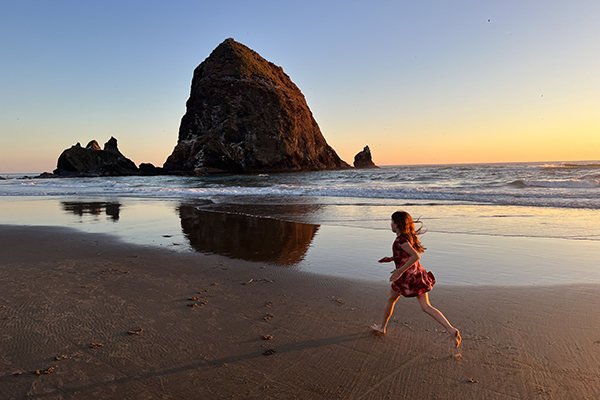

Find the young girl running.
xmin=372 ymin=211 xmax=461 ymax=348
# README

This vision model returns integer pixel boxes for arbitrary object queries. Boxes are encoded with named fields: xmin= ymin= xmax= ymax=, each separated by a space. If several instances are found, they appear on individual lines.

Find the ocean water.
xmin=3 ymin=161 xmax=600 ymax=210
xmin=1 ymin=161 xmax=599 ymax=286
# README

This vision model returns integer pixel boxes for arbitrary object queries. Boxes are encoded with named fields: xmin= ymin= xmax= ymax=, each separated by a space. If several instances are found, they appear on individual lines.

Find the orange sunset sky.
xmin=1 ymin=0 xmax=598 ymax=173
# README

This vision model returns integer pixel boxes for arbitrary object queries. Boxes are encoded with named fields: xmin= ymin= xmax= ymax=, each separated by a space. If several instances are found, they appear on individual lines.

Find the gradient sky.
xmin=1 ymin=0 xmax=599 ymax=173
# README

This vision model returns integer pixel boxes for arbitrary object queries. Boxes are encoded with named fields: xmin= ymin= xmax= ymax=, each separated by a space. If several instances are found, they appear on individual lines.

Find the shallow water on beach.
xmin=1 ymin=195 xmax=599 ymax=286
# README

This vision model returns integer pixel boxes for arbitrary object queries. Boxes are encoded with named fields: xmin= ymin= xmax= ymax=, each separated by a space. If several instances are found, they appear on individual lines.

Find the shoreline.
xmin=2 ymin=193 xmax=600 ymax=286
xmin=1 ymin=225 xmax=600 ymax=399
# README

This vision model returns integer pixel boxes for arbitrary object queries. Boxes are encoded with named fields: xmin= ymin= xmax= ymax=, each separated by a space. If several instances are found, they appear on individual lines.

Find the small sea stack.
xmin=53 ymin=137 xmax=139 ymax=177
xmin=353 ymin=146 xmax=378 ymax=169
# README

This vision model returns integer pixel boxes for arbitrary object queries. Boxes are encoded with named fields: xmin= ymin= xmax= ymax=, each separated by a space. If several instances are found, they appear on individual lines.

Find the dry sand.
xmin=1 ymin=225 xmax=599 ymax=399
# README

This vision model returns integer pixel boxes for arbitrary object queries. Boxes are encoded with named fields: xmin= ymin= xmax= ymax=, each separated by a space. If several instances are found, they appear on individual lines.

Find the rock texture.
xmin=353 ymin=146 xmax=378 ymax=168
xmin=86 ymin=140 xmax=102 ymax=151
xmin=53 ymin=137 xmax=139 ymax=177
xmin=164 ymin=38 xmax=350 ymax=174
xmin=139 ymin=163 xmax=163 ymax=176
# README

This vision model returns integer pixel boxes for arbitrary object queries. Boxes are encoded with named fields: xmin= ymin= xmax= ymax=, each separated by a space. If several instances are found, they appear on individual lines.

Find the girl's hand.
xmin=378 ymin=257 xmax=393 ymax=263
xmin=390 ymin=269 xmax=403 ymax=282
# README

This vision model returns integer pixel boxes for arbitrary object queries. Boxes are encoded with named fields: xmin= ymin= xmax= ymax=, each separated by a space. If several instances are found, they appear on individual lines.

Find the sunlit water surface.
xmin=1 ymin=194 xmax=599 ymax=286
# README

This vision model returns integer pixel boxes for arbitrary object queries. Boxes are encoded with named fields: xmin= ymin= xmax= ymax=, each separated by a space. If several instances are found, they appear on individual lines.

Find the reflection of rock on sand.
xmin=61 ymin=201 xmax=121 ymax=221
xmin=178 ymin=205 xmax=319 ymax=265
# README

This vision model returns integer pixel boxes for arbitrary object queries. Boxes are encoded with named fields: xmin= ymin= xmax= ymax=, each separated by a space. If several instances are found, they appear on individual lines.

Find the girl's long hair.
xmin=391 ymin=211 xmax=427 ymax=253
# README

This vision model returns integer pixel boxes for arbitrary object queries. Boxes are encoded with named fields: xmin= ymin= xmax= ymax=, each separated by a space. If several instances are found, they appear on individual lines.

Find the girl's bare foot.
xmin=371 ymin=324 xmax=385 ymax=335
xmin=451 ymin=329 xmax=461 ymax=348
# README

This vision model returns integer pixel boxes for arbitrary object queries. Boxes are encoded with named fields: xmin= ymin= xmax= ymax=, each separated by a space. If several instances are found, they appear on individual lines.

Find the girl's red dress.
xmin=390 ymin=236 xmax=436 ymax=297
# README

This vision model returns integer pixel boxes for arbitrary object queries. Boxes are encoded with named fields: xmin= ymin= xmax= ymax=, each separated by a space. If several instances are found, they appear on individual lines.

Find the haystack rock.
xmin=53 ymin=137 xmax=139 ymax=177
xmin=163 ymin=38 xmax=350 ymax=174
xmin=353 ymin=146 xmax=378 ymax=168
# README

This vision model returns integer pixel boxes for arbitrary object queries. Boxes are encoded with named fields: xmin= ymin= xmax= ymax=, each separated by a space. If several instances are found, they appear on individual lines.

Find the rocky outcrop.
xmin=139 ymin=163 xmax=164 ymax=176
xmin=353 ymin=146 xmax=378 ymax=168
xmin=53 ymin=137 xmax=139 ymax=177
xmin=86 ymin=140 xmax=101 ymax=151
xmin=163 ymin=38 xmax=350 ymax=174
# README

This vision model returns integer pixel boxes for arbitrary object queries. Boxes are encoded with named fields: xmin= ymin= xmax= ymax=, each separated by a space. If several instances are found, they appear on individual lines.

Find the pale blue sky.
xmin=1 ymin=0 xmax=599 ymax=172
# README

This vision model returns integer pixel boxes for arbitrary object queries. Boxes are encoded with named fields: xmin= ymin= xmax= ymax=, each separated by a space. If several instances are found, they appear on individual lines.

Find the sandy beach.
xmin=1 ymin=225 xmax=600 ymax=399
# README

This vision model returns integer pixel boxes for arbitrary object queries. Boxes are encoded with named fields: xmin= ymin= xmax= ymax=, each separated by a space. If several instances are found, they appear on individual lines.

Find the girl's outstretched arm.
xmin=389 ymin=242 xmax=420 ymax=282
xmin=378 ymin=257 xmax=394 ymax=263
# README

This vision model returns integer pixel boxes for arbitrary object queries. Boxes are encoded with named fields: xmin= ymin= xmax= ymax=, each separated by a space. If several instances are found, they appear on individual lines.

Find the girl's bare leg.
xmin=416 ymin=293 xmax=461 ymax=347
xmin=372 ymin=289 xmax=401 ymax=334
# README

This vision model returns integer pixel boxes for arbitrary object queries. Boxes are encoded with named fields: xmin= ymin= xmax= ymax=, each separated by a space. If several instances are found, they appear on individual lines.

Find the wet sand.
xmin=1 ymin=225 xmax=600 ymax=399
